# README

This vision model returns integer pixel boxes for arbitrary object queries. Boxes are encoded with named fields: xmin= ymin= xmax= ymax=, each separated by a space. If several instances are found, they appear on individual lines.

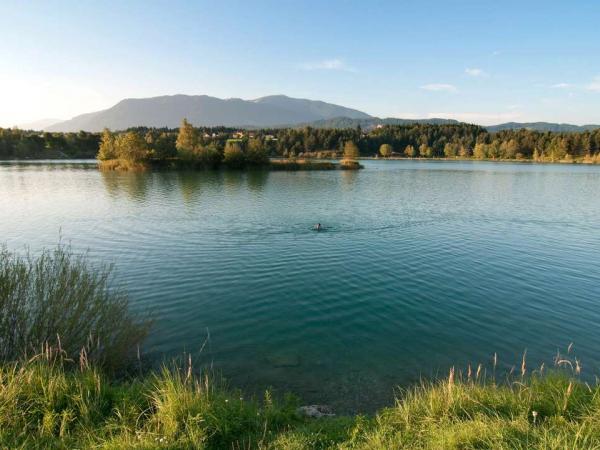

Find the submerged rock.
xmin=297 ymin=405 xmax=335 ymax=418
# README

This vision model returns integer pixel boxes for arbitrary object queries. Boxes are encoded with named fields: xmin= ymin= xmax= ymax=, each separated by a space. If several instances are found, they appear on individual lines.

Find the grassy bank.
xmin=2 ymin=245 xmax=598 ymax=449
xmin=0 ymin=356 xmax=598 ymax=449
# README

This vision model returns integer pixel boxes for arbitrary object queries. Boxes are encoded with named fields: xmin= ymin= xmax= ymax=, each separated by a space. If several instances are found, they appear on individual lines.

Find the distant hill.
xmin=17 ymin=118 xmax=63 ymax=130
xmin=41 ymin=95 xmax=599 ymax=133
xmin=487 ymin=122 xmax=600 ymax=133
xmin=283 ymin=117 xmax=600 ymax=132
xmin=46 ymin=95 xmax=372 ymax=132
xmin=295 ymin=117 xmax=461 ymax=129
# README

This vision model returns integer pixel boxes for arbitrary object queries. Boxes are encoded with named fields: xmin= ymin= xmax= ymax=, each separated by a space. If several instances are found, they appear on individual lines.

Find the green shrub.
xmin=0 ymin=244 xmax=150 ymax=371
xmin=223 ymin=141 xmax=246 ymax=168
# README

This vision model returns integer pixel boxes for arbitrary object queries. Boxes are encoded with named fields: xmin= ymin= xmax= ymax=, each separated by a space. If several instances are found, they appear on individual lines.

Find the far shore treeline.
xmin=2 ymin=120 xmax=600 ymax=164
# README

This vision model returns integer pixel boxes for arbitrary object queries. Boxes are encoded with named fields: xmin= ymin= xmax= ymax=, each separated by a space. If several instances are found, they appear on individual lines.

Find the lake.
xmin=2 ymin=159 xmax=600 ymax=412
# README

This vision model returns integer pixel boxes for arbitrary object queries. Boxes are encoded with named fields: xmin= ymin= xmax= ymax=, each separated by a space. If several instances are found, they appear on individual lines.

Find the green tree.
xmin=246 ymin=137 xmax=269 ymax=165
xmin=195 ymin=143 xmax=222 ymax=168
xmin=379 ymin=143 xmax=393 ymax=158
xmin=175 ymin=118 xmax=198 ymax=156
xmin=500 ymin=139 xmax=518 ymax=159
xmin=473 ymin=143 xmax=487 ymax=159
xmin=223 ymin=141 xmax=245 ymax=168
xmin=418 ymin=143 xmax=432 ymax=158
xmin=97 ymin=128 xmax=117 ymax=160
xmin=443 ymin=143 xmax=458 ymax=158
xmin=115 ymin=131 xmax=148 ymax=163
xmin=152 ymin=133 xmax=177 ymax=159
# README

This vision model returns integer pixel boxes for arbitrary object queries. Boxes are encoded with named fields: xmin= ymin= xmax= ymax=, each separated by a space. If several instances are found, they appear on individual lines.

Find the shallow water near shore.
xmin=2 ymin=159 xmax=600 ymax=412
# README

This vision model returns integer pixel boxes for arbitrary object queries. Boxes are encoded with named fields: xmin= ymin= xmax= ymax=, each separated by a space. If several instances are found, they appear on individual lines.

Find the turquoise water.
xmin=2 ymin=160 xmax=600 ymax=412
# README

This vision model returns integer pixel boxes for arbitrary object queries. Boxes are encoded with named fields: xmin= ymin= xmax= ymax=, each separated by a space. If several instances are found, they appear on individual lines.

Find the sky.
xmin=1 ymin=0 xmax=599 ymax=127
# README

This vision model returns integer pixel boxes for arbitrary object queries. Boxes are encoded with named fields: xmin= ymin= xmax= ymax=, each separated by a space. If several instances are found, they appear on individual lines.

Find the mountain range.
xmin=35 ymin=94 xmax=599 ymax=133
xmin=45 ymin=95 xmax=370 ymax=132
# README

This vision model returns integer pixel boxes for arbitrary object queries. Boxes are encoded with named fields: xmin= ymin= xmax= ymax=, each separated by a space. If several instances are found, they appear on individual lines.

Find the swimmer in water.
xmin=314 ymin=223 xmax=322 ymax=231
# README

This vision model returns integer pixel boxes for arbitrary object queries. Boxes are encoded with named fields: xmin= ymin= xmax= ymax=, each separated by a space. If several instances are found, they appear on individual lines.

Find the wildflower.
xmin=532 ymin=410 xmax=538 ymax=424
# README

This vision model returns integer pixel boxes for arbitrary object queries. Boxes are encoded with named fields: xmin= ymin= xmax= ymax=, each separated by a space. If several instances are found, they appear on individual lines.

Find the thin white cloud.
xmin=586 ymin=76 xmax=600 ymax=92
xmin=299 ymin=58 xmax=356 ymax=72
xmin=420 ymin=83 xmax=458 ymax=93
xmin=465 ymin=68 xmax=488 ymax=77
xmin=551 ymin=83 xmax=572 ymax=89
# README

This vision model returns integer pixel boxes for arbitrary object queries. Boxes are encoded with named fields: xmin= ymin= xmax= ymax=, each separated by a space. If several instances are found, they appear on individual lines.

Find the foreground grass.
xmin=2 ymin=356 xmax=600 ymax=449
xmin=2 ymin=245 xmax=598 ymax=448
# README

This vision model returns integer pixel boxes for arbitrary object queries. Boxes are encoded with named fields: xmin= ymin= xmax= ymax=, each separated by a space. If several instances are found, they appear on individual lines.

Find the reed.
xmin=0 ymin=244 xmax=150 ymax=372
xmin=98 ymin=159 xmax=150 ymax=171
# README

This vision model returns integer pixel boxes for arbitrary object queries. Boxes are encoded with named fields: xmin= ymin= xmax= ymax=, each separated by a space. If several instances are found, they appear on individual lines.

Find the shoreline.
xmin=3 ymin=155 xmax=599 ymax=165
xmin=0 ymin=353 xmax=593 ymax=448
xmin=96 ymin=157 xmax=363 ymax=171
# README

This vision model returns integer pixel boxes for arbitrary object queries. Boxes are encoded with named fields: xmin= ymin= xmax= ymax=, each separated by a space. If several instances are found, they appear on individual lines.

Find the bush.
xmin=223 ymin=141 xmax=246 ymax=168
xmin=0 ymin=244 xmax=150 ymax=371
xmin=246 ymin=138 xmax=270 ymax=166
xmin=379 ymin=144 xmax=393 ymax=158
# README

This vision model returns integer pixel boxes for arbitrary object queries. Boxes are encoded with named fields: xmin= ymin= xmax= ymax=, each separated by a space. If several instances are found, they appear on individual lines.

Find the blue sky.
xmin=1 ymin=0 xmax=599 ymax=126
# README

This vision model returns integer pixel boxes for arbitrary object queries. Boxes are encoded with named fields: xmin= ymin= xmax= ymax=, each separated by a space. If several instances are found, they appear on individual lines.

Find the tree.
xmin=549 ymin=137 xmax=568 ymax=161
xmin=379 ymin=143 xmax=393 ymax=158
xmin=418 ymin=143 xmax=432 ymax=158
xmin=97 ymin=128 xmax=116 ymax=160
xmin=500 ymin=139 xmax=518 ymax=159
xmin=343 ymin=141 xmax=360 ymax=160
xmin=443 ymin=142 xmax=458 ymax=158
xmin=473 ymin=143 xmax=487 ymax=159
xmin=246 ymin=137 xmax=269 ymax=165
xmin=195 ymin=143 xmax=222 ymax=168
xmin=488 ymin=140 xmax=501 ymax=159
xmin=404 ymin=145 xmax=416 ymax=157
xmin=176 ymin=118 xmax=198 ymax=155
xmin=223 ymin=141 xmax=245 ymax=168
xmin=115 ymin=131 xmax=148 ymax=163
xmin=152 ymin=133 xmax=177 ymax=159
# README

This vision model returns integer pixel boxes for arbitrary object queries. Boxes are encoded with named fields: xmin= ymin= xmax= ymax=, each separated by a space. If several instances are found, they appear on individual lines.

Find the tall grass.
xmin=0 ymin=355 xmax=300 ymax=449
xmin=0 ymin=244 xmax=150 ymax=371
xmin=0 ymin=351 xmax=599 ymax=448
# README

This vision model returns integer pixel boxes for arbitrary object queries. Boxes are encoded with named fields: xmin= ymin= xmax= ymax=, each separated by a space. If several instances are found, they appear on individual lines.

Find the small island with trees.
xmin=96 ymin=119 xmax=363 ymax=171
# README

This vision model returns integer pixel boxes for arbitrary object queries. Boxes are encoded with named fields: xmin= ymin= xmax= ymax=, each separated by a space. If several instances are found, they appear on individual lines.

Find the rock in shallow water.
xmin=297 ymin=405 xmax=335 ymax=418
